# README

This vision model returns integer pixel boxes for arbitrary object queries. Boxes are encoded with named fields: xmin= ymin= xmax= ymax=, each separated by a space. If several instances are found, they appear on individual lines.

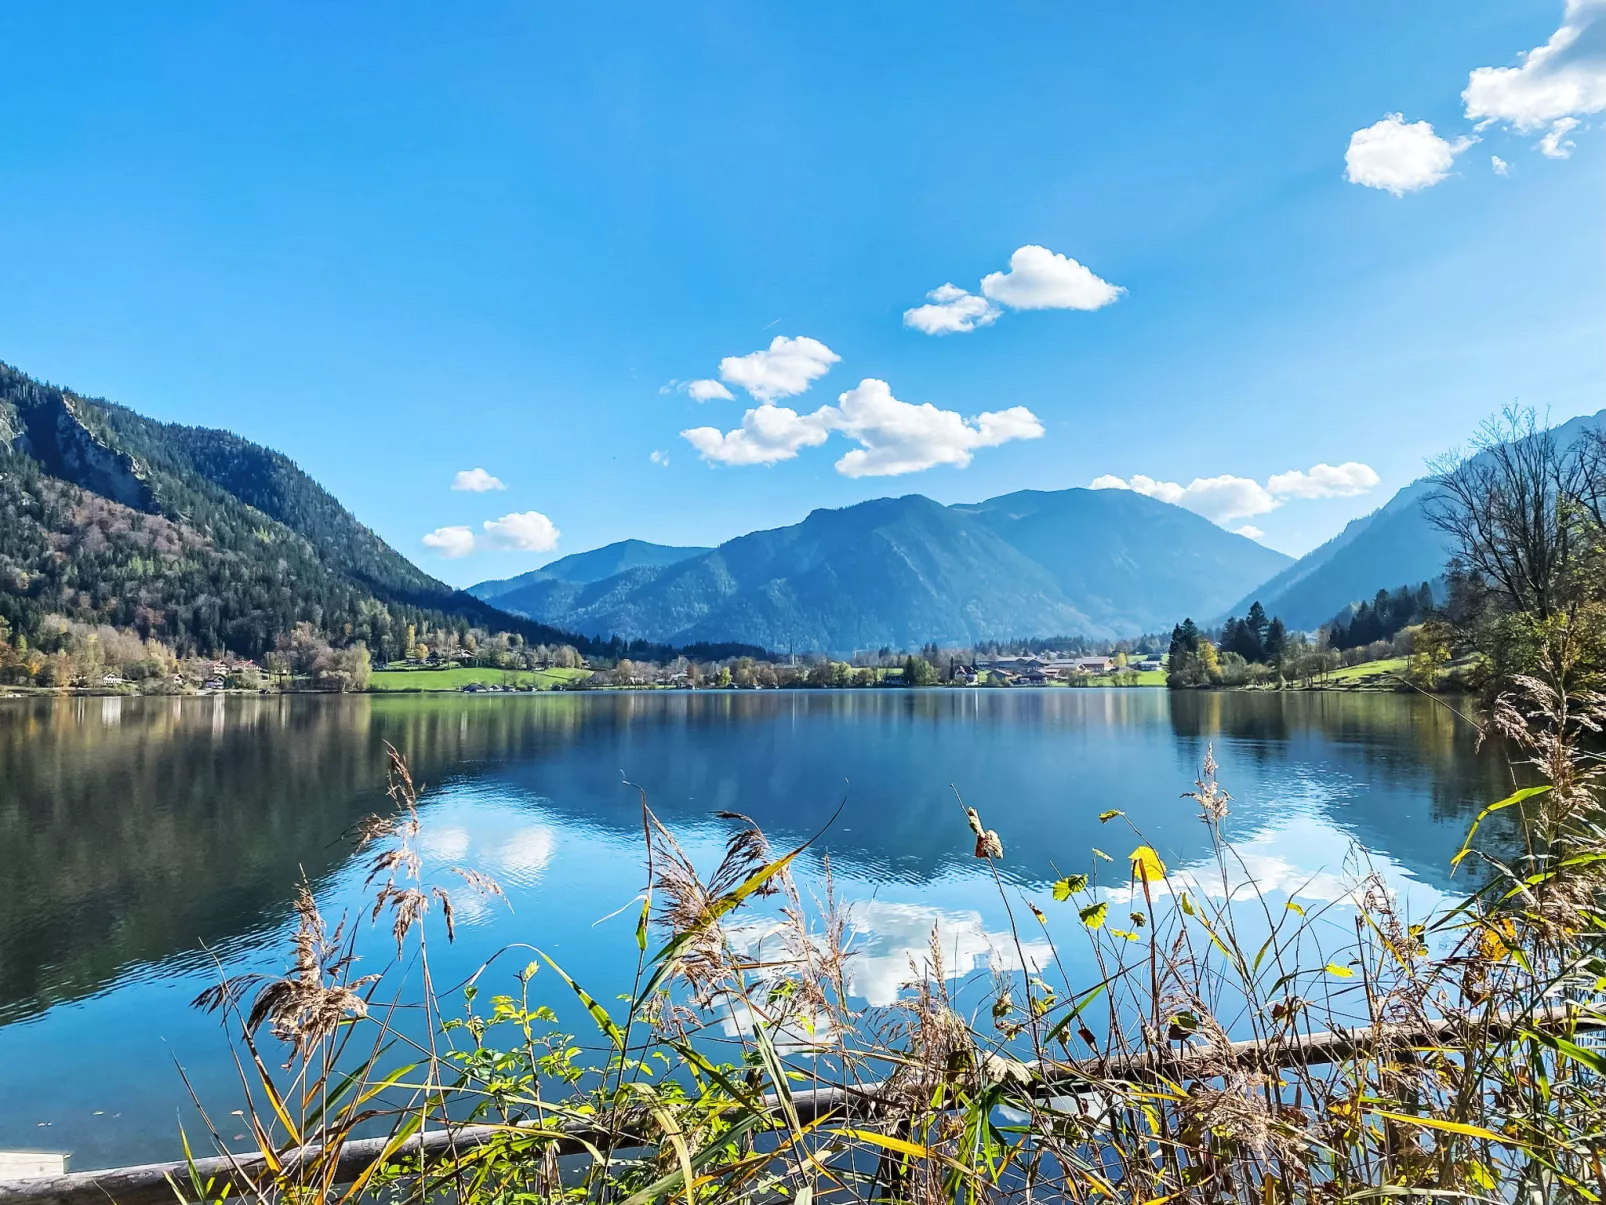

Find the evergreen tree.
xmin=1169 ymin=618 xmax=1200 ymax=658
xmin=1265 ymin=617 xmax=1287 ymax=662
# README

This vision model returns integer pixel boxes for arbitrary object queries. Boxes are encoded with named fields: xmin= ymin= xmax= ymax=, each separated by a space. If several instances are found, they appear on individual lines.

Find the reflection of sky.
xmin=0 ymin=690 xmax=1504 ymax=1168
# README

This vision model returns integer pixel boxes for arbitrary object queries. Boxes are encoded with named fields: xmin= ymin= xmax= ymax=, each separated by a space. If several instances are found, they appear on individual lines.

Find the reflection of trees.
xmin=0 ymin=690 xmax=1515 ymax=1025
xmin=1167 ymin=692 xmax=1514 ymax=887
xmin=0 ymin=697 xmax=384 ymax=1021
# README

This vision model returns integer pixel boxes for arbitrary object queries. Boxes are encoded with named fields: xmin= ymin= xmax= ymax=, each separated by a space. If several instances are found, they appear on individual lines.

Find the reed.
xmin=168 ymin=650 xmax=1606 ymax=1204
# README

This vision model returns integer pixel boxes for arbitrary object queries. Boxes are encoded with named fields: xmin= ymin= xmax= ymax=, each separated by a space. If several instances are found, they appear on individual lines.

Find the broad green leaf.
xmin=1079 ymin=902 xmax=1108 ymax=929
xmin=1052 ymin=874 xmax=1088 ymax=901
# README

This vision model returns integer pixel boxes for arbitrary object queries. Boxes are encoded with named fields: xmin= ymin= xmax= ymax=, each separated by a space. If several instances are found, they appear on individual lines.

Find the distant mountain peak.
xmin=479 ymin=481 xmax=1292 ymax=653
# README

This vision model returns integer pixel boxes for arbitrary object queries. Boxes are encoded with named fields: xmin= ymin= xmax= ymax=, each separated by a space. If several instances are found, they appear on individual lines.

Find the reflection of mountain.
xmin=0 ymin=690 xmax=1510 ymax=1025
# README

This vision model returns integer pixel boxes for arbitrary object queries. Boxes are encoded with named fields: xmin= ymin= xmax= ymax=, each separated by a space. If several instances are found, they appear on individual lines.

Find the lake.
xmin=0 ymin=690 xmax=1512 ymax=1169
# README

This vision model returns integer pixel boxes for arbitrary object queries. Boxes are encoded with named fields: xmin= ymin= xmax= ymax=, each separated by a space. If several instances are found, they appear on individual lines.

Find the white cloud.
xmin=980 ymin=245 xmax=1125 ymax=311
xmin=481 ymin=511 xmax=561 ymax=553
xmin=1538 ymin=115 xmax=1582 ymax=157
xmin=686 ymin=378 xmax=735 ymax=402
xmin=1235 ymin=525 xmax=1266 ymax=540
xmin=717 ymin=335 xmax=840 ymax=402
xmin=649 ymin=449 xmax=670 ymax=466
xmin=681 ymin=404 xmax=832 ymax=466
xmin=822 ymin=379 xmax=1045 ymax=477
xmin=902 ymin=283 xmax=1002 ymax=335
xmin=1265 ymin=462 xmax=1381 ymax=499
xmin=1463 ymin=0 xmax=1606 ymax=151
xmin=1092 ymin=461 xmax=1381 ymax=526
xmin=683 ymin=379 xmax=1043 ymax=476
xmin=1491 ymin=154 xmax=1511 ymax=174
xmin=1345 ymin=114 xmax=1472 ymax=194
xmin=421 ymin=525 xmax=476 ymax=559
xmin=451 ymin=467 xmax=505 ymax=492
xmin=1090 ymin=473 xmax=1270 ymax=521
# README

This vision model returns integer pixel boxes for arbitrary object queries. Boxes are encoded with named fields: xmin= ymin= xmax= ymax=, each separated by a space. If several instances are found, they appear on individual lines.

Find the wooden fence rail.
xmin=2 ymin=1007 xmax=1597 ymax=1205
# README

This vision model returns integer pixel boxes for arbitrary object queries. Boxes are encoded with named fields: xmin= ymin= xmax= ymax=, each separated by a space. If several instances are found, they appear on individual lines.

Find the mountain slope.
xmin=485 ymin=488 xmax=1292 ymax=652
xmin=1229 ymin=410 xmax=1606 ymax=630
xmin=955 ymin=488 xmax=1291 ymax=633
xmin=469 ymin=539 xmax=710 ymax=603
xmin=0 ymin=361 xmax=588 ymax=659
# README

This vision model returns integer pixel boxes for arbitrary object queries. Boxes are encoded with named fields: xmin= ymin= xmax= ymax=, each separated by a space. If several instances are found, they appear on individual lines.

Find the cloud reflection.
xmin=727 ymin=899 xmax=1054 ymax=1009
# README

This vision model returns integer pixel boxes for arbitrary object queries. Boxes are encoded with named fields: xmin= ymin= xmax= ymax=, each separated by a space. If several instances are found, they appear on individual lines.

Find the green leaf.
xmin=1525 ymin=1027 xmax=1606 ymax=1076
xmin=1079 ymin=902 xmax=1108 ymax=929
xmin=1043 ymin=982 xmax=1109 ymax=1047
xmin=541 ymin=952 xmax=626 ymax=1050
xmin=1052 ymin=874 xmax=1088 ymax=901
xmin=1451 ymin=786 xmax=1551 ymax=874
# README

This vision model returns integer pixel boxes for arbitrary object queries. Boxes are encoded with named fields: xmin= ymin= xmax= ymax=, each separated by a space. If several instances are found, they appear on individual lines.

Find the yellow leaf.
xmin=1079 ymin=902 xmax=1108 ymax=929
xmin=1129 ymin=846 xmax=1167 ymax=882
xmin=1371 ymin=1109 xmax=1527 ymax=1147
xmin=1325 ymin=963 xmax=1354 ymax=978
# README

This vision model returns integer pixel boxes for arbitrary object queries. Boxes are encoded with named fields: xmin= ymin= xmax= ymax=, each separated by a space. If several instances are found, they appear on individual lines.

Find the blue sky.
xmin=1 ymin=1 xmax=1600 ymax=585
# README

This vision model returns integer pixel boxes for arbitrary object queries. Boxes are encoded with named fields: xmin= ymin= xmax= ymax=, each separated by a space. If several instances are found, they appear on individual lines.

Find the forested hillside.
xmin=0 ymin=361 xmax=588 ymax=664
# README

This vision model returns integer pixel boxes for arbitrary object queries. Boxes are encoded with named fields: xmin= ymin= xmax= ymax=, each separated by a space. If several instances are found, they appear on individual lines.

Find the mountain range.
xmin=9 ymin=355 xmax=1597 ymax=661
xmin=469 ymin=488 xmax=1293 ymax=653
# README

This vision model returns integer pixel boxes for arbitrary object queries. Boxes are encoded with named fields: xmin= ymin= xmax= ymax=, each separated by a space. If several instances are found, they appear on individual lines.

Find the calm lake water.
xmin=0 ymin=690 xmax=1513 ymax=1169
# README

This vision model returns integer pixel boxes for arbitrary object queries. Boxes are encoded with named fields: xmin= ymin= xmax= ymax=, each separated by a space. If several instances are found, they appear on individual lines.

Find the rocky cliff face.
xmin=5 ymin=389 xmax=154 ymax=511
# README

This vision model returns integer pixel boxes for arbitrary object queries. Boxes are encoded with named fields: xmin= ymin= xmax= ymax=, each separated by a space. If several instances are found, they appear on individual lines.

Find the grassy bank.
xmin=366 ymin=665 xmax=591 ymax=692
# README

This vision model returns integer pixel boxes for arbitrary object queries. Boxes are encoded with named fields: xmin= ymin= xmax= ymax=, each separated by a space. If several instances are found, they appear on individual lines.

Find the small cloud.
xmin=421 ymin=526 xmax=476 ymax=558
xmin=1265 ymin=462 xmax=1381 ymax=499
xmin=1345 ymin=113 xmax=1472 ymax=194
xmin=717 ymin=335 xmax=840 ymax=402
xmin=902 ymin=284 xmax=1001 ymax=335
xmin=1463 ymin=0 xmax=1606 ymax=145
xmin=903 ymin=247 xmax=1122 ymax=337
xmin=649 ymin=449 xmax=670 ymax=466
xmin=824 ymin=379 xmax=1043 ymax=477
xmin=686 ymin=379 xmax=735 ymax=402
xmin=481 ymin=511 xmax=560 ymax=553
xmin=1235 ymin=525 xmax=1266 ymax=540
xmin=682 ymin=405 xmax=832 ymax=466
xmin=1092 ymin=461 xmax=1380 ymax=526
xmin=682 ymin=379 xmax=1043 ymax=476
xmin=451 ymin=467 xmax=505 ymax=492
xmin=1538 ymin=115 xmax=1582 ymax=157
xmin=1491 ymin=154 xmax=1511 ymax=174
xmin=980 ymin=245 xmax=1125 ymax=311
